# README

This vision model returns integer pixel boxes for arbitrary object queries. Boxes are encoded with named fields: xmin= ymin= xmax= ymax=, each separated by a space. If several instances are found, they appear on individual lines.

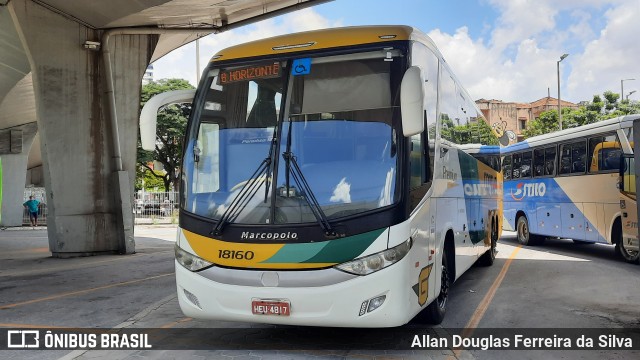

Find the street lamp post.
xmin=627 ymin=90 xmax=637 ymax=101
xmin=557 ymin=53 xmax=569 ymax=130
xmin=621 ymin=78 xmax=635 ymax=102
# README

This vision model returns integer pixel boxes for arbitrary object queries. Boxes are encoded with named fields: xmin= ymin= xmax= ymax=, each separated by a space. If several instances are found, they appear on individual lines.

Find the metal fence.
xmin=22 ymin=189 xmax=179 ymax=226
xmin=134 ymin=191 xmax=179 ymax=225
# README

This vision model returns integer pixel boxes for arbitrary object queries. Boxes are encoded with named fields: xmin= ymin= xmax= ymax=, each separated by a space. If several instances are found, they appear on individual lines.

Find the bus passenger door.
xmin=561 ymin=203 xmax=586 ymax=240
xmin=620 ymin=155 xmax=638 ymax=253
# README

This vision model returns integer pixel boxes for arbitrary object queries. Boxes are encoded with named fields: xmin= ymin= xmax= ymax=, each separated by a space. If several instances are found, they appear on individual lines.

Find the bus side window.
xmin=534 ymin=148 xmax=545 ymax=177
xmin=410 ymin=133 xmax=424 ymax=189
xmin=589 ymin=133 xmax=621 ymax=172
xmin=512 ymin=153 xmax=522 ymax=179
xmin=559 ymin=144 xmax=572 ymax=175
xmin=502 ymin=155 xmax=512 ymax=179
xmin=521 ymin=151 xmax=532 ymax=178
xmin=544 ymin=146 xmax=556 ymax=176
xmin=588 ymin=136 xmax=602 ymax=172
xmin=409 ymin=130 xmax=432 ymax=211
xmin=571 ymin=141 xmax=587 ymax=174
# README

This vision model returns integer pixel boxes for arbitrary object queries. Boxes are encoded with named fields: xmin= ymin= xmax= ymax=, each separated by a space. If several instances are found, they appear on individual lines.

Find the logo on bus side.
xmin=463 ymin=174 xmax=499 ymax=197
xmin=510 ymin=182 xmax=546 ymax=201
xmin=463 ymin=183 xmax=498 ymax=197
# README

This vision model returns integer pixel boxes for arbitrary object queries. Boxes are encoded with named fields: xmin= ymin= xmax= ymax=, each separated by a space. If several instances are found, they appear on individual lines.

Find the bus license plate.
xmin=252 ymin=299 xmax=290 ymax=316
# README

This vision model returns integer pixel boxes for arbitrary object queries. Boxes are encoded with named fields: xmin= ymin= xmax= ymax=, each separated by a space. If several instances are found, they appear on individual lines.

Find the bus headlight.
xmin=335 ymin=238 xmax=412 ymax=275
xmin=175 ymin=244 xmax=214 ymax=272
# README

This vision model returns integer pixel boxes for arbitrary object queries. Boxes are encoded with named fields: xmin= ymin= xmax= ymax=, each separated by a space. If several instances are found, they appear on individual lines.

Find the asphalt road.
xmin=0 ymin=227 xmax=638 ymax=360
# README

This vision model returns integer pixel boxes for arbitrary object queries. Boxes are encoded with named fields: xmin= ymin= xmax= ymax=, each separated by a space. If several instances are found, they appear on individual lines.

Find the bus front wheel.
xmin=612 ymin=218 xmax=638 ymax=263
xmin=616 ymin=240 xmax=640 ymax=264
xmin=421 ymin=249 xmax=450 ymax=324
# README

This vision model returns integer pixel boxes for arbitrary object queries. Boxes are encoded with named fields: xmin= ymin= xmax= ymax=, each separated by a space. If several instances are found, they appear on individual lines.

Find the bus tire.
xmin=479 ymin=221 xmax=497 ymax=266
xmin=614 ymin=219 xmax=640 ymax=263
xmin=516 ymin=215 xmax=535 ymax=245
xmin=616 ymin=241 xmax=640 ymax=264
xmin=422 ymin=248 xmax=450 ymax=324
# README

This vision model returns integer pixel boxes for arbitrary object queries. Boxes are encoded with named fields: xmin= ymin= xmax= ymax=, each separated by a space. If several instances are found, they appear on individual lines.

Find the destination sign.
xmin=218 ymin=62 xmax=281 ymax=85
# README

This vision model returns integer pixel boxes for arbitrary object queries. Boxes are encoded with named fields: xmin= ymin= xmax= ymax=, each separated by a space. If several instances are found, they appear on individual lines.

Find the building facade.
xmin=476 ymin=97 xmax=578 ymax=143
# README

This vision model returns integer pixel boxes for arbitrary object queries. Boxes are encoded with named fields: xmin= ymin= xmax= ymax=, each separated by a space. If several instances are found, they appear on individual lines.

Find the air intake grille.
xmin=183 ymin=289 xmax=202 ymax=309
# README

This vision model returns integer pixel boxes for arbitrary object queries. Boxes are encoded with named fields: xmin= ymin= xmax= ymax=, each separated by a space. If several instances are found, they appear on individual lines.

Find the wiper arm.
xmin=282 ymin=150 xmax=336 ymax=237
xmin=212 ymin=157 xmax=271 ymax=236
xmin=213 ymin=125 xmax=279 ymax=236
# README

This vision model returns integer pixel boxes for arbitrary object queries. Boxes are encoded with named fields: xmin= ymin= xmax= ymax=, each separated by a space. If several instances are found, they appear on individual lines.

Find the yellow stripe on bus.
xmin=183 ymin=229 xmax=337 ymax=269
xmin=211 ymin=25 xmax=413 ymax=62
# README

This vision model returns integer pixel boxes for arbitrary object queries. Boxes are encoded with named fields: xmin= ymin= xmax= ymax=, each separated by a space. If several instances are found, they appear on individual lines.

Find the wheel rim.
xmin=518 ymin=219 xmax=528 ymax=242
xmin=437 ymin=263 xmax=449 ymax=309
xmin=490 ymin=226 xmax=498 ymax=260
xmin=620 ymin=243 xmax=640 ymax=260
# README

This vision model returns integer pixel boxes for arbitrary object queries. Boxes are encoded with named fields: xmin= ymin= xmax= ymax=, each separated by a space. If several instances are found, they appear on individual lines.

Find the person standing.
xmin=23 ymin=195 xmax=40 ymax=227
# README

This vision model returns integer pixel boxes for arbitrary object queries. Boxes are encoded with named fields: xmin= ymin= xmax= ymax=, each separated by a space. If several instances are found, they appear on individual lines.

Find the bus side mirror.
xmin=140 ymin=89 xmax=196 ymax=151
xmin=400 ymin=66 xmax=424 ymax=137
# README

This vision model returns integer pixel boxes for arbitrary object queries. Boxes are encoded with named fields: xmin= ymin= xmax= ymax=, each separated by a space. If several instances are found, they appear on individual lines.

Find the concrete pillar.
xmin=0 ymin=123 xmax=37 ymax=227
xmin=8 ymin=0 xmax=157 ymax=257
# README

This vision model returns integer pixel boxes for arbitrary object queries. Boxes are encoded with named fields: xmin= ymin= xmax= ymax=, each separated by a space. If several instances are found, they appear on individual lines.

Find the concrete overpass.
xmin=0 ymin=0 xmax=330 ymax=257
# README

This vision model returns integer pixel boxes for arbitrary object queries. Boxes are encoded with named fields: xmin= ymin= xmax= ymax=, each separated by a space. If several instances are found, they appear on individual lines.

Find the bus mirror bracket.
xmin=139 ymin=89 xmax=196 ymax=151
xmin=400 ymin=66 xmax=425 ymax=137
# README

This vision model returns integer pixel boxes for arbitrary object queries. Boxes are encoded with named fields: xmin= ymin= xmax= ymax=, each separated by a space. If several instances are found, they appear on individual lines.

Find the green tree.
xmin=603 ymin=90 xmax=619 ymax=113
xmin=440 ymin=115 xmax=498 ymax=145
xmin=522 ymin=110 xmax=559 ymax=138
xmin=135 ymin=167 xmax=165 ymax=191
xmin=138 ymin=78 xmax=195 ymax=192
xmin=521 ymin=91 xmax=640 ymax=139
xmin=616 ymin=98 xmax=640 ymax=116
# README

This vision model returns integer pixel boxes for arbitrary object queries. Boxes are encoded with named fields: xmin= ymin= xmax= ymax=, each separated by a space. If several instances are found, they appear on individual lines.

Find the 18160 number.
xmin=218 ymin=250 xmax=255 ymax=260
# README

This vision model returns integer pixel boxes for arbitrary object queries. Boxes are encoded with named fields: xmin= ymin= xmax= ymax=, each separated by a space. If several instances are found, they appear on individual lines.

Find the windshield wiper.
xmin=212 ymin=131 xmax=278 ymax=236
xmin=211 ymin=157 xmax=271 ymax=236
xmin=282 ymin=121 xmax=336 ymax=237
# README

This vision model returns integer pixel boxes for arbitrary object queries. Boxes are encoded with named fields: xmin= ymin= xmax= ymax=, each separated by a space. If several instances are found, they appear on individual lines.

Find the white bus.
xmin=502 ymin=115 xmax=640 ymax=259
xmin=141 ymin=25 xmax=502 ymax=327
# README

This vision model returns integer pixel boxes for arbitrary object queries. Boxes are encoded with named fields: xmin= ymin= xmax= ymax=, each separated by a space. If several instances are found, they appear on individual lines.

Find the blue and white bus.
xmin=502 ymin=115 xmax=640 ymax=256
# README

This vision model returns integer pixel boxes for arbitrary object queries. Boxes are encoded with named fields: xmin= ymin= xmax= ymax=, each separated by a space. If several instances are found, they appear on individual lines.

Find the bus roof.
xmin=502 ymin=114 xmax=640 ymax=153
xmin=457 ymin=144 xmax=501 ymax=154
xmin=210 ymin=25 xmax=419 ymax=62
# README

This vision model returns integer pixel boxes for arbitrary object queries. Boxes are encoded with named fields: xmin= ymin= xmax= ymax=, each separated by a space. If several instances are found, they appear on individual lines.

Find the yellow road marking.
xmin=451 ymin=245 xmax=522 ymax=358
xmin=0 ymin=253 xmax=147 ymax=277
xmin=160 ymin=317 xmax=193 ymax=328
xmin=3 ymin=247 xmax=50 ymax=254
xmin=0 ymin=273 xmax=173 ymax=310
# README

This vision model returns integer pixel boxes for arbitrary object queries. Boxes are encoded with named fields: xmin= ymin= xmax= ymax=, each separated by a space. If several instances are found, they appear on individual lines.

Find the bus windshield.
xmin=183 ymin=51 xmax=401 ymax=225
